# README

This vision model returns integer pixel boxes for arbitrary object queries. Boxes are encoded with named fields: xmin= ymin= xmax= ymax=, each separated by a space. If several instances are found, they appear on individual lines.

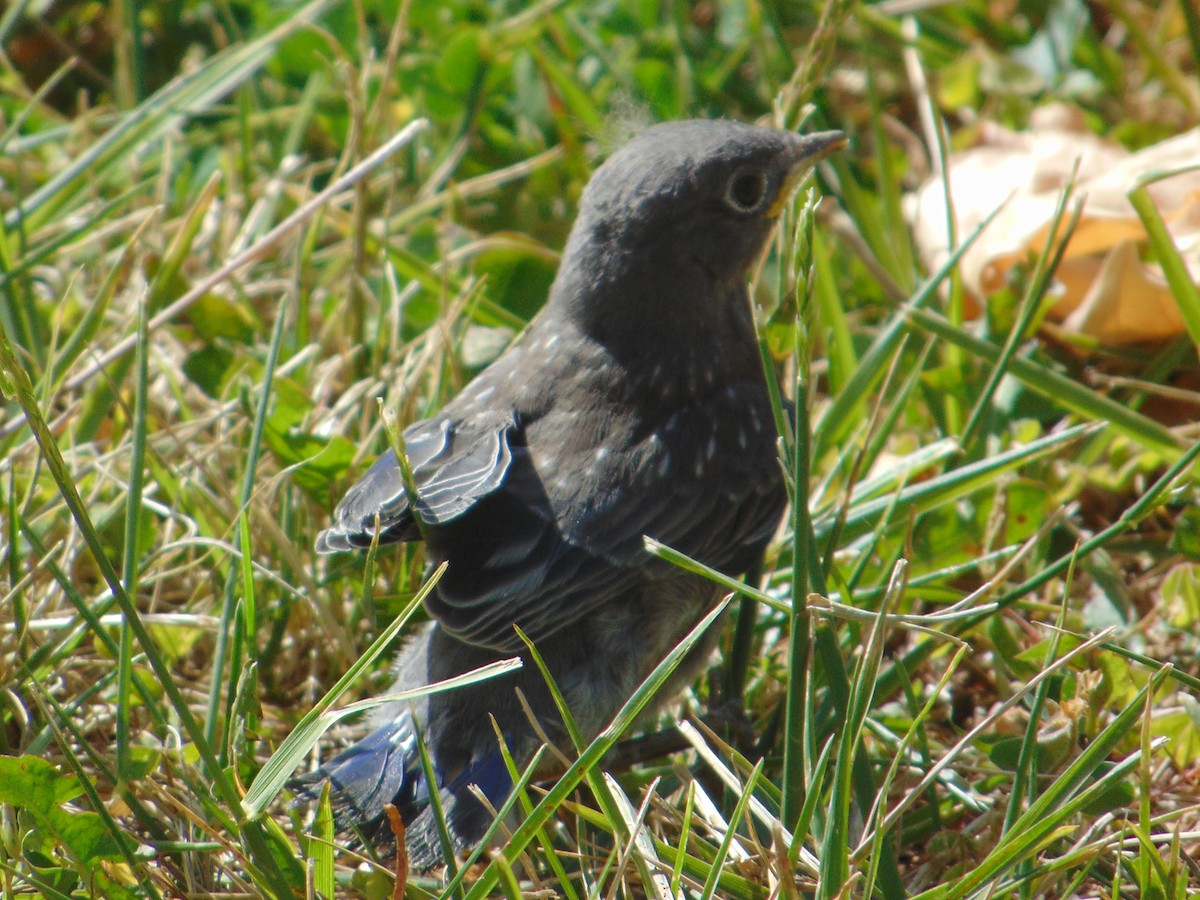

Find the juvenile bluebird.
xmin=293 ymin=119 xmax=845 ymax=868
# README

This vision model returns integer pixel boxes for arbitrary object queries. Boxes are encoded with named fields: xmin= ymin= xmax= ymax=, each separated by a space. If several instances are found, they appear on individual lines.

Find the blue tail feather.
xmin=291 ymin=710 xmax=515 ymax=870
xmin=290 ymin=712 xmax=425 ymax=845
xmin=405 ymin=748 xmax=514 ymax=867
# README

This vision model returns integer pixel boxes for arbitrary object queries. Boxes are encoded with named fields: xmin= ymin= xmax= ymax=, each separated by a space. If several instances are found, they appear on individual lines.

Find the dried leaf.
xmin=908 ymin=109 xmax=1200 ymax=344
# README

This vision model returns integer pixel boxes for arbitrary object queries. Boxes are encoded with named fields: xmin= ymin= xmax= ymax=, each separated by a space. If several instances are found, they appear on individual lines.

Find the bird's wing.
xmin=426 ymin=386 xmax=786 ymax=651
xmin=314 ymin=414 xmax=515 ymax=553
xmin=417 ymin=432 xmax=625 ymax=649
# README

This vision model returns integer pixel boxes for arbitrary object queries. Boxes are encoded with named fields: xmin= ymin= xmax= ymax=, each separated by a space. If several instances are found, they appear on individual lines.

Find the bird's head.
xmin=552 ymin=119 xmax=845 ymax=343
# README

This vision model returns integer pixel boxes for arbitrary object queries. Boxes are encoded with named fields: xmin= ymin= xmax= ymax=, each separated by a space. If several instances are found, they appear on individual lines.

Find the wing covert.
xmin=315 ymin=414 xmax=515 ymax=554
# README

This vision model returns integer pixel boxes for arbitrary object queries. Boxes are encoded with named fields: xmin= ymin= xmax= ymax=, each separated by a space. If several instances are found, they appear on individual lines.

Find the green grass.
xmin=3 ymin=0 xmax=1200 ymax=896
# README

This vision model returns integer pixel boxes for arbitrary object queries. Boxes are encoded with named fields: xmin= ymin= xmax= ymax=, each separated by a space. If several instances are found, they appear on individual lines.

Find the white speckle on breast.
xmin=657 ymin=453 xmax=671 ymax=477
xmin=706 ymin=435 xmax=717 ymax=460
xmin=595 ymin=447 xmax=609 ymax=461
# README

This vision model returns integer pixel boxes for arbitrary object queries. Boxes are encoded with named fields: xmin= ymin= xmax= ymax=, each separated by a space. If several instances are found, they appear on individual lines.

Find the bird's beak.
xmin=768 ymin=130 xmax=847 ymax=217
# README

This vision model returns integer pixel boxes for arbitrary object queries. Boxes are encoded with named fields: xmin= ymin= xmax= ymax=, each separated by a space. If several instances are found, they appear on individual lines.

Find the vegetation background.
xmin=2 ymin=0 xmax=1199 ymax=896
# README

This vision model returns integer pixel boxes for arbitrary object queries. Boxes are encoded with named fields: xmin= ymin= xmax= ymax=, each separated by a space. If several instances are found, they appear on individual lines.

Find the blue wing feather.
xmin=315 ymin=415 xmax=514 ymax=553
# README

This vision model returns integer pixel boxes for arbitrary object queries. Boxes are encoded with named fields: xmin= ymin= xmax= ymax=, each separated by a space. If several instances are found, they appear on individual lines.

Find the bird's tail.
xmin=289 ymin=710 xmax=513 ymax=871
xmin=405 ymin=741 xmax=515 ymax=869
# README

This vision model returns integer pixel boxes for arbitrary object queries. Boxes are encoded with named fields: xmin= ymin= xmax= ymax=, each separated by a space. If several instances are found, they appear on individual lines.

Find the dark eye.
xmin=724 ymin=168 xmax=768 ymax=213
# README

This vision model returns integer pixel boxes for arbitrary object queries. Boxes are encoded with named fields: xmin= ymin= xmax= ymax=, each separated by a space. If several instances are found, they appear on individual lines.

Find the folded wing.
xmin=317 ymin=385 xmax=785 ymax=654
xmin=314 ymin=414 xmax=515 ymax=553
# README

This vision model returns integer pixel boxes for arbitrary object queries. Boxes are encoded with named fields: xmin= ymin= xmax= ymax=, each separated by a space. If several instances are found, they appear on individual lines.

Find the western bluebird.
xmin=293 ymin=119 xmax=845 ymax=869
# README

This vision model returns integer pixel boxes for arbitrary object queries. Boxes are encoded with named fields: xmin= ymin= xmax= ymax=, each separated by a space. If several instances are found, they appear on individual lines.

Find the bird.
xmin=292 ymin=119 xmax=846 ymax=869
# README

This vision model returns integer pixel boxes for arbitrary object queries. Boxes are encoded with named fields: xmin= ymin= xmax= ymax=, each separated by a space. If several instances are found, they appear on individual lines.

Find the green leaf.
xmin=0 ymin=757 xmax=129 ymax=862
xmin=262 ymin=424 xmax=358 ymax=495
xmin=437 ymin=27 xmax=488 ymax=96
xmin=1168 ymin=511 xmax=1200 ymax=561
xmin=1161 ymin=563 xmax=1200 ymax=626
xmin=186 ymin=293 xmax=261 ymax=343
xmin=1077 ymin=765 xmax=1135 ymax=816
xmin=183 ymin=344 xmax=235 ymax=397
xmin=1152 ymin=703 xmax=1200 ymax=769
xmin=0 ymin=756 xmax=81 ymax=807
xmin=988 ymin=734 xmax=1070 ymax=773
xmin=474 ymin=239 xmax=557 ymax=321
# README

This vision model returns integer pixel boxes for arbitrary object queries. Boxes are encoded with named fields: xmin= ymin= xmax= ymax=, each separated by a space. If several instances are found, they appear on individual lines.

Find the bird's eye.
xmin=724 ymin=168 xmax=769 ymax=213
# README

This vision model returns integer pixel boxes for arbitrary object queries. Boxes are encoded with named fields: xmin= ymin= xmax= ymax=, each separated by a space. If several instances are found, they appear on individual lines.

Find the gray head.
xmin=549 ymin=119 xmax=845 ymax=343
